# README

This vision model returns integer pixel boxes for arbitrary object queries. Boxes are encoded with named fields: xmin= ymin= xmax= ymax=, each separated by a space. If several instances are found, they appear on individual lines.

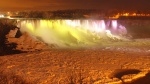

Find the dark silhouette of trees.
xmin=0 ymin=20 xmax=22 ymax=55
xmin=16 ymin=9 xmax=105 ymax=19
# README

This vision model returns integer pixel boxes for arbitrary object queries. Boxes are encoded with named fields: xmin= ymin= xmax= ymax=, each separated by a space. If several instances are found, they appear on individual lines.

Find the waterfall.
xmin=17 ymin=19 xmax=127 ymax=48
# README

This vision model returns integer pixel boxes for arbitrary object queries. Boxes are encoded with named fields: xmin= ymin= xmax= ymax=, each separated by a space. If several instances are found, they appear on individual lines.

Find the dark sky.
xmin=0 ymin=0 xmax=150 ymax=11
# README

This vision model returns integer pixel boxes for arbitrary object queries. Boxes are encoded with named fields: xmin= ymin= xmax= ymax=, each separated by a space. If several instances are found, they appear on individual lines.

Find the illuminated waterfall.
xmin=17 ymin=19 xmax=127 ymax=48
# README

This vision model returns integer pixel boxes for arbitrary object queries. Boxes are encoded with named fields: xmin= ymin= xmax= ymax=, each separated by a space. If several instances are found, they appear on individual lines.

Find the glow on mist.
xmin=18 ymin=19 xmax=127 ymax=48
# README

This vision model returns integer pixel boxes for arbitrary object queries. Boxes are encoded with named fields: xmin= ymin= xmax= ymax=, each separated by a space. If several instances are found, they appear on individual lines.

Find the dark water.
xmin=118 ymin=20 xmax=150 ymax=39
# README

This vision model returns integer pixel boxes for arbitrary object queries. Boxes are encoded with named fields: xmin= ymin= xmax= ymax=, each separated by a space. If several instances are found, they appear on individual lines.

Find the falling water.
xmin=17 ymin=19 xmax=128 ymax=48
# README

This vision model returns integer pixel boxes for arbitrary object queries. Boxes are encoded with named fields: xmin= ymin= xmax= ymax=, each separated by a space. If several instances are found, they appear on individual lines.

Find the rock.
xmin=7 ymin=30 xmax=48 ymax=52
xmin=6 ymin=28 xmax=19 ymax=38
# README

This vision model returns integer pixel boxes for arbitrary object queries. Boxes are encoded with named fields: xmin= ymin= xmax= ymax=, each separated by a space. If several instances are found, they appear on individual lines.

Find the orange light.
xmin=132 ymin=13 xmax=136 ymax=16
xmin=123 ymin=13 xmax=129 ymax=16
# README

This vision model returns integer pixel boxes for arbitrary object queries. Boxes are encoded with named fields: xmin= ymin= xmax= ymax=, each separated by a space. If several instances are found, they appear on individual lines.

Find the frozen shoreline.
xmin=0 ymin=49 xmax=150 ymax=84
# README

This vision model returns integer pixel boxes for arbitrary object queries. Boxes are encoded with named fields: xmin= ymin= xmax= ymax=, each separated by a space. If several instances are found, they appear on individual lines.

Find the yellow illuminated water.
xmin=18 ymin=19 xmax=128 ymax=48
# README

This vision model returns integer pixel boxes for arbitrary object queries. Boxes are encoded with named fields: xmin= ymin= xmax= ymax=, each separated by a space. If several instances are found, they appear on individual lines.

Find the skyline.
xmin=0 ymin=0 xmax=150 ymax=11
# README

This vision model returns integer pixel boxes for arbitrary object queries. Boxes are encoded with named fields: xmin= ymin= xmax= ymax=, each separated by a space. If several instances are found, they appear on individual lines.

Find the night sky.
xmin=0 ymin=0 xmax=150 ymax=11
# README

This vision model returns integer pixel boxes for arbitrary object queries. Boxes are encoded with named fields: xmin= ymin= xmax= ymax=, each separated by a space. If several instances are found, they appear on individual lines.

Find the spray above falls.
xmin=17 ymin=19 xmax=128 ymax=48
